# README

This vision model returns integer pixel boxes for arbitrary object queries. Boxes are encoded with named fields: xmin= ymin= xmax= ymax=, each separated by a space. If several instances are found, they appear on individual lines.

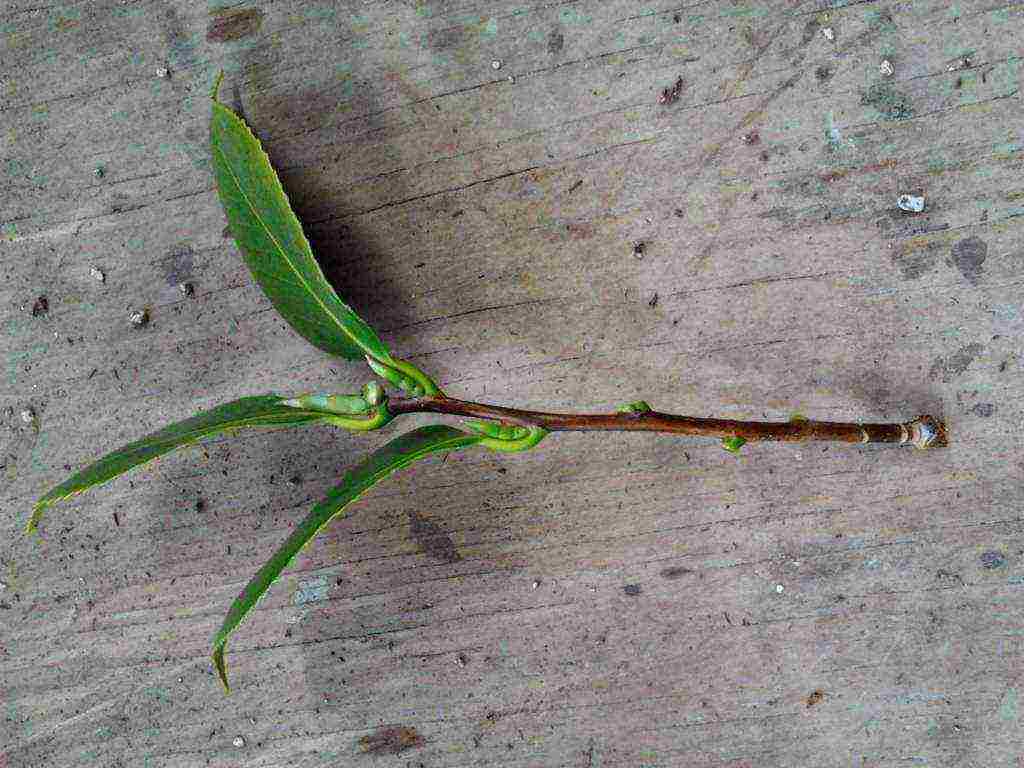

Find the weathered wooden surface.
xmin=2 ymin=0 xmax=1022 ymax=765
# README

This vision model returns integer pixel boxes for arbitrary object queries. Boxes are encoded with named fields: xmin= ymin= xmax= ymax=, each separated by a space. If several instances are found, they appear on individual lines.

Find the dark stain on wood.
xmin=409 ymin=512 xmax=460 ymax=563
xmin=359 ymin=725 xmax=424 ymax=755
xmin=160 ymin=243 xmax=195 ymax=286
xmin=891 ymin=242 xmax=941 ymax=280
xmin=929 ymin=342 xmax=984 ymax=382
xmin=801 ymin=19 xmax=820 ymax=45
xmin=207 ymin=8 xmax=264 ymax=43
xmin=806 ymin=689 xmax=825 ymax=708
xmin=948 ymin=236 xmax=987 ymax=285
xmin=660 ymin=566 xmax=694 ymax=580
xmin=31 ymin=296 xmax=48 ymax=317
xmin=548 ymin=28 xmax=565 ymax=55
xmin=970 ymin=402 xmax=997 ymax=417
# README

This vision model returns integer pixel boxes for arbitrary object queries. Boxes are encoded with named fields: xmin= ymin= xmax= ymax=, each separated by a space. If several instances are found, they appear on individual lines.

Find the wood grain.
xmin=2 ymin=1 xmax=1021 ymax=766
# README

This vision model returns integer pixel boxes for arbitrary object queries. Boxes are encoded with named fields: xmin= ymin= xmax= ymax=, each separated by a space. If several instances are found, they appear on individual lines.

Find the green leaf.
xmin=210 ymin=86 xmax=392 ymax=364
xmin=29 ymin=396 xmax=327 ymax=532
xmin=721 ymin=436 xmax=747 ymax=455
xmin=211 ymin=424 xmax=482 ymax=692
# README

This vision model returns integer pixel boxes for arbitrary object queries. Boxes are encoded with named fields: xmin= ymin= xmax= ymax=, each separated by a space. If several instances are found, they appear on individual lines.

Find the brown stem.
xmin=388 ymin=396 xmax=947 ymax=449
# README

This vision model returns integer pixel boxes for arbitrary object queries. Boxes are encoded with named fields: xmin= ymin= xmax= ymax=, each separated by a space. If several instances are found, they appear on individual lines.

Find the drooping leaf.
xmin=211 ymin=424 xmax=483 ymax=692
xmin=29 ymin=396 xmax=328 ymax=532
xmin=210 ymin=84 xmax=392 ymax=364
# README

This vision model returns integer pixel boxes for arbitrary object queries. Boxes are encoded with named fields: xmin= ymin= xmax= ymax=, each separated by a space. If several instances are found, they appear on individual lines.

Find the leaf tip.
xmin=212 ymin=644 xmax=231 ymax=694
xmin=26 ymin=502 xmax=46 ymax=534
xmin=210 ymin=70 xmax=225 ymax=102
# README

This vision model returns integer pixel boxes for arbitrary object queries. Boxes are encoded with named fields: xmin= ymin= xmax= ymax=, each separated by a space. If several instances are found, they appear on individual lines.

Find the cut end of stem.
xmin=904 ymin=416 xmax=948 ymax=449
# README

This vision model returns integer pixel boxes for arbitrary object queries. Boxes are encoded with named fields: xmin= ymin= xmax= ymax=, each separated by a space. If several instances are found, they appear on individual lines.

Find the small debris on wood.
xmin=490 ymin=59 xmax=502 ymax=70
xmin=568 ymin=179 xmax=583 ymax=194
xmin=129 ymin=309 xmax=149 ymax=327
xmin=455 ymin=652 xmax=468 ymax=667
xmin=90 ymin=266 xmax=105 ymax=283
xmin=897 ymin=194 xmax=925 ymax=213
xmin=20 ymin=407 xmax=35 ymax=425
xmin=531 ymin=579 xmax=541 ymax=590
xmin=179 ymin=282 xmax=195 ymax=298
xmin=632 ymin=240 xmax=646 ymax=259
xmin=31 ymin=296 xmax=49 ymax=317
xmin=947 ymin=55 xmax=972 ymax=71
xmin=2 ymin=406 xmax=12 ymax=419
xmin=507 ymin=75 xmax=516 ymax=84
xmin=742 ymin=131 xmax=760 ymax=145
xmin=821 ymin=27 xmax=835 ymax=41
xmin=195 ymin=498 xmax=207 ymax=513
xmin=113 ymin=511 xmax=120 ymax=526
xmin=623 ymin=583 xmax=642 ymax=596
xmin=156 ymin=66 xmax=170 ymax=78
xmin=806 ymin=689 xmax=825 ymax=708
xmin=658 ymin=76 xmax=685 ymax=105
xmin=879 ymin=59 xmax=895 ymax=77
xmin=231 ymin=736 xmax=246 ymax=748
xmin=648 ymin=293 xmax=659 ymax=308
xmin=94 ymin=166 xmax=105 ymax=179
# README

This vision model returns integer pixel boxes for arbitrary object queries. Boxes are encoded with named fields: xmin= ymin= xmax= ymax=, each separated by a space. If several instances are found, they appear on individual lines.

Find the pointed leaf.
xmin=29 ymin=396 xmax=327 ymax=532
xmin=211 ymin=424 xmax=482 ymax=691
xmin=210 ymin=90 xmax=392 ymax=363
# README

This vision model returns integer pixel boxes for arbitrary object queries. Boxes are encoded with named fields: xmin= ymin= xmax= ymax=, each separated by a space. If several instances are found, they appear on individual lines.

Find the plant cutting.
xmin=27 ymin=75 xmax=947 ymax=693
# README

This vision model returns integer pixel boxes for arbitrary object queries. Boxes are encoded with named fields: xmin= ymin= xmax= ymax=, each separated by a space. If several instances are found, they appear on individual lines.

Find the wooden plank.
xmin=2 ymin=0 xmax=1021 ymax=766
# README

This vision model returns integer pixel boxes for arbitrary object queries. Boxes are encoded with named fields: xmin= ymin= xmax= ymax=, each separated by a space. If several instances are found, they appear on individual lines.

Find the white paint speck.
xmin=156 ymin=67 xmax=169 ymax=78
xmin=20 ymin=408 xmax=34 ymax=424
xmin=0 ymin=581 xmax=7 ymax=591
xmin=775 ymin=584 xmax=784 ymax=593
xmin=507 ymin=74 xmax=516 ymax=84
xmin=897 ymin=194 xmax=925 ymax=213
xmin=531 ymin=580 xmax=540 ymax=590
xmin=821 ymin=27 xmax=835 ymax=41
xmin=491 ymin=59 xmax=502 ymax=70
xmin=129 ymin=309 xmax=148 ymax=326
xmin=232 ymin=736 xmax=246 ymax=748
xmin=90 ymin=266 xmax=105 ymax=283
xmin=879 ymin=59 xmax=894 ymax=77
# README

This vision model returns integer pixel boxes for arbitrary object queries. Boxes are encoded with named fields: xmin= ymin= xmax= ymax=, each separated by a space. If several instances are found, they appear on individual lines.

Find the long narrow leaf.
xmin=211 ymin=424 xmax=482 ymax=691
xmin=29 ymin=396 xmax=327 ymax=532
xmin=210 ymin=84 xmax=393 ymax=363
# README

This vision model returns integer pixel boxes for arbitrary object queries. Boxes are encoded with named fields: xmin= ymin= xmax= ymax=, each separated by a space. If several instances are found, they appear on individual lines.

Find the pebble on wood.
xmin=898 ymin=194 xmax=925 ymax=213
